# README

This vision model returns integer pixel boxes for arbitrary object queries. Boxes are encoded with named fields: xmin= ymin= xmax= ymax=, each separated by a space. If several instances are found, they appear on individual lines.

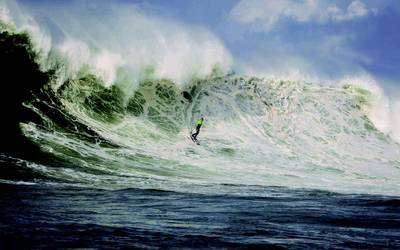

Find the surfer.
xmin=191 ymin=117 xmax=204 ymax=141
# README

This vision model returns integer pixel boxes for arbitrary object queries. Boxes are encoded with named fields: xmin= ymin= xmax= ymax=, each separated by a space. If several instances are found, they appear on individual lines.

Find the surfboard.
xmin=189 ymin=135 xmax=200 ymax=145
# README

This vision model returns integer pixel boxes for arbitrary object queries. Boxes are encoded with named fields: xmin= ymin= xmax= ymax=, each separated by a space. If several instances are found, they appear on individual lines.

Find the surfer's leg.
xmin=192 ymin=129 xmax=199 ymax=140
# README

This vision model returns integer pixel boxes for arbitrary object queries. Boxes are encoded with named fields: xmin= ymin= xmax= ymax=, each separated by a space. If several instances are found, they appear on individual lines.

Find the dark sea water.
xmin=1 ymin=182 xmax=399 ymax=249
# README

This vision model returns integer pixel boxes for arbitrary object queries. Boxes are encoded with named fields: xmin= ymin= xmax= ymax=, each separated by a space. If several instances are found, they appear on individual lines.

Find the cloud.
xmin=329 ymin=0 xmax=372 ymax=21
xmin=229 ymin=0 xmax=375 ymax=32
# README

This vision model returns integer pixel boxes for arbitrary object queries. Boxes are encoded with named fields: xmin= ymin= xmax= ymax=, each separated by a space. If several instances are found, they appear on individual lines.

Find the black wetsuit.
xmin=192 ymin=124 xmax=201 ymax=140
xmin=191 ymin=119 xmax=203 ymax=140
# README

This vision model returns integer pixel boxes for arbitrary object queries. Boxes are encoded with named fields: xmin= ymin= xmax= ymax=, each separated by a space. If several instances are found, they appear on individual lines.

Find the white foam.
xmin=57 ymin=38 xmax=124 ymax=87
xmin=3 ymin=1 xmax=232 ymax=88
xmin=0 ymin=0 xmax=52 ymax=67
xmin=338 ymin=74 xmax=400 ymax=143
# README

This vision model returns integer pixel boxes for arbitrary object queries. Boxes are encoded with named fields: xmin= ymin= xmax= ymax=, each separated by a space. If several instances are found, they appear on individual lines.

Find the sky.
xmin=143 ymin=0 xmax=400 ymax=88
xmin=10 ymin=0 xmax=400 ymax=91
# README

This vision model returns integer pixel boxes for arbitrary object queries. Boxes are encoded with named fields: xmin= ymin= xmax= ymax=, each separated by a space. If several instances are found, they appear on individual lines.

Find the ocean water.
xmin=1 ymin=1 xmax=400 ymax=249
xmin=1 ymin=183 xmax=399 ymax=249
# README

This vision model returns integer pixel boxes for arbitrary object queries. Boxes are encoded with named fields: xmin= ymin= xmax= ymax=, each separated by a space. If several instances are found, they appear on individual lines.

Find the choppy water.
xmin=1 ymin=183 xmax=399 ymax=249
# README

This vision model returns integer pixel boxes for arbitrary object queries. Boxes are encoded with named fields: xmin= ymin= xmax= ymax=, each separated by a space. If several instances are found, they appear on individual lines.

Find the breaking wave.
xmin=1 ymin=1 xmax=400 ymax=196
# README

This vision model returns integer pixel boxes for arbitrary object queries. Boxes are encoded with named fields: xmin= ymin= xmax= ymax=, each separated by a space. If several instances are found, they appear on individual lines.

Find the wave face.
xmin=1 ymin=6 xmax=400 ymax=196
xmin=19 ymin=73 xmax=400 ymax=195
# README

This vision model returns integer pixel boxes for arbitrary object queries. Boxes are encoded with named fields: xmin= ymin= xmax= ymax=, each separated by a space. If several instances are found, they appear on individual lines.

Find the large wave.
xmin=1 ymin=1 xmax=400 ymax=196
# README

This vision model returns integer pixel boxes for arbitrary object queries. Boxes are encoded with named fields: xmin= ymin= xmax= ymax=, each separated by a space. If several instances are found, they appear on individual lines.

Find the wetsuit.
xmin=191 ymin=119 xmax=203 ymax=140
